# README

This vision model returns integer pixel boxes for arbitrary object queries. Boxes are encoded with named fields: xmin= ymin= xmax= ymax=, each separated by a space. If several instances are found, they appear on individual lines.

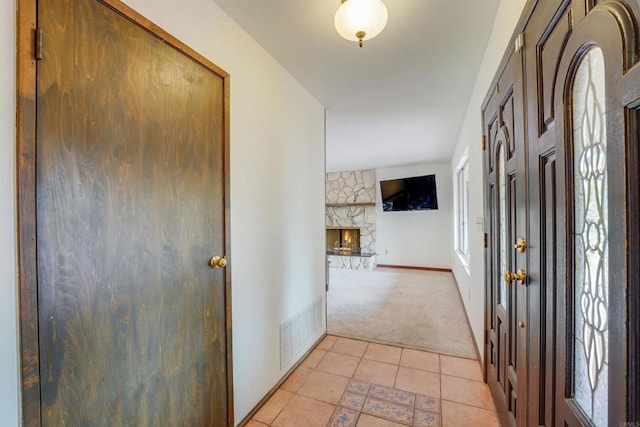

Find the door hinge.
xmin=514 ymin=32 xmax=525 ymax=53
xmin=484 ymin=233 xmax=488 ymax=248
xmin=482 ymin=135 xmax=486 ymax=151
xmin=35 ymin=28 xmax=43 ymax=61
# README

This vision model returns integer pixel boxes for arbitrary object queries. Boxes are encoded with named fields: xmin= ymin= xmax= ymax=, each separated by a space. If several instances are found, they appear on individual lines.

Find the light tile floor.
xmin=249 ymin=335 xmax=499 ymax=427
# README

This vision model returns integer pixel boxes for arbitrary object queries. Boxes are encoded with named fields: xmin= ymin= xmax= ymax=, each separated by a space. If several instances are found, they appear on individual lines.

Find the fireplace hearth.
xmin=326 ymin=227 xmax=361 ymax=253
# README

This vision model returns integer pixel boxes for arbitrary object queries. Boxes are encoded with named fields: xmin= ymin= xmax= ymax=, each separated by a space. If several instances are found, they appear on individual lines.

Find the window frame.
xmin=454 ymin=152 xmax=470 ymax=271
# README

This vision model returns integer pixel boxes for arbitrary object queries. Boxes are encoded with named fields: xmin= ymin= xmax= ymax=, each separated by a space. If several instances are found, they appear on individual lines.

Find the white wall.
xmin=450 ymin=0 xmax=527 ymax=359
xmin=376 ymin=163 xmax=453 ymax=269
xmin=3 ymin=0 xmax=326 ymax=424
xmin=0 ymin=0 xmax=19 ymax=423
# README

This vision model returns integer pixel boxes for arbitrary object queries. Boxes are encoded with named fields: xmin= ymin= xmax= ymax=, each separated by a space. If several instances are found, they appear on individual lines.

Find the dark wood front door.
xmin=25 ymin=0 xmax=231 ymax=424
xmin=482 ymin=0 xmax=640 ymax=425
xmin=525 ymin=1 xmax=638 ymax=425
xmin=483 ymin=45 xmax=528 ymax=427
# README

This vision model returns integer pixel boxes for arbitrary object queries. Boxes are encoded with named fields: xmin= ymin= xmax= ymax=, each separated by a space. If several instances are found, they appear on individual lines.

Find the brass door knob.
xmin=514 ymin=269 xmax=527 ymax=285
xmin=514 ymin=238 xmax=527 ymax=253
xmin=504 ymin=270 xmax=514 ymax=285
xmin=519 ymin=321 xmax=526 ymax=328
xmin=209 ymin=256 xmax=227 ymax=269
xmin=504 ymin=269 xmax=527 ymax=285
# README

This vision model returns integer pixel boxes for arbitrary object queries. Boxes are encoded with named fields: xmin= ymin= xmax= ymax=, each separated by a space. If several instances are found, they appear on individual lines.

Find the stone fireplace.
xmin=325 ymin=169 xmax=377 ymax=270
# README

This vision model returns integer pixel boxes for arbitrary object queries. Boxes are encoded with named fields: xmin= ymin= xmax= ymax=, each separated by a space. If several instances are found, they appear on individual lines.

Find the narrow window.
xmin=455 ymin=157 xmax=470 ymax=269
xmin=497 ymin=144 xmax=507 ymax=308
xmin=572 ymin=46 xmax=608 ymax=426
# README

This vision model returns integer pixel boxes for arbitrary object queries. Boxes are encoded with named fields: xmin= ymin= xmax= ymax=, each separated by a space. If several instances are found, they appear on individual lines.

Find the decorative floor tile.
xmin=347 ymin=378 xmax=372 ymax=395
xmin=327 ymin=406 xmax=360 ymax=427
xmin=339 ymin=391 xmax=367 ymax=411
xmin=369 ymin=384 xmax=415 ymax=407
xmin=415 ymin=395 xmax=440 ymax=413
xmin=414 ymin=410 xmax=440 ymax=427
xmin=254 ymin=337 xmax=501 ymax=427
xmin=363 ymin=397 xmax=413 ymax=425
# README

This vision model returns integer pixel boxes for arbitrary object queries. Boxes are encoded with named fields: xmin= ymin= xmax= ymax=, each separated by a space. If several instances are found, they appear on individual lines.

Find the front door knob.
xmin=514 ymin=238 xmax=527 ymax=253
xmin=504 ymin=270 xmax=514 ymax=285
xmin=209 ymin=256 xmax=227 ymax=269
xmin=514 ymin=269 xmax=527 ymax=285
xmin=504 ymin=269 xmax=527 ymax=285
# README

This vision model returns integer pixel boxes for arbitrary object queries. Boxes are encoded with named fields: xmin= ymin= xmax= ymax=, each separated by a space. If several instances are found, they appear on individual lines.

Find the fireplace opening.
xmin=326 ymin=227 xmax=361 ymax=253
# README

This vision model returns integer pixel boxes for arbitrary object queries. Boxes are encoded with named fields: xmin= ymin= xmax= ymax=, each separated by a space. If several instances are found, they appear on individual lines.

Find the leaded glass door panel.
xmin=538 ymin=2 xmax=637 ymax=424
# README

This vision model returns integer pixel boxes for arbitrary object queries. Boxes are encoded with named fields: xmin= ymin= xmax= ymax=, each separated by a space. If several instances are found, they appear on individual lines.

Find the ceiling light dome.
xmin=334 ymin=0 xmax=388 ymax=48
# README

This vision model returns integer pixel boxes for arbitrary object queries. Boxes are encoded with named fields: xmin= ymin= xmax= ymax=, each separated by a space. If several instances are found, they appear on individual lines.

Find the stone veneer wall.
xmin=326 ymin=169 xmax=377 ymax=270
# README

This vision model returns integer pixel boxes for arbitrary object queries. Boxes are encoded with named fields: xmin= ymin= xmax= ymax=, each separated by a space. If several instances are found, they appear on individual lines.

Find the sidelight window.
xmin=497 ymin=143 xmax=507 ymax=308
xmin=571 ymin=46 xmax=608 ymax=426
xmin=455 ymin=154 xmax=470 ymax=269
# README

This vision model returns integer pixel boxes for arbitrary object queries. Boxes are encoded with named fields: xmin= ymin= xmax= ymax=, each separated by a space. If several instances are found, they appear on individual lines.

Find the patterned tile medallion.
xmin=327 ymin=406 xmax=359 ymax=427
xmin=414 ymin=409 xmax=440 ymax=427
xmin=363 ymin=396 xmax=413 ymax=425
xmin=346 ymin=378 xmax=371 ymax=395
xmin=369 ymin=384 xmax=415 ymax=407
xmin=415 ymin=395 xmax=440 ymax=413
xmin=339 ymin=391 xmax=367 ymax=411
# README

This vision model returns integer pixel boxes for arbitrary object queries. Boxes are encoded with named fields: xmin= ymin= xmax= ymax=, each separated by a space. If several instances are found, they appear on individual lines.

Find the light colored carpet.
xmin=327 ymin=267 xmax=477 ymax=359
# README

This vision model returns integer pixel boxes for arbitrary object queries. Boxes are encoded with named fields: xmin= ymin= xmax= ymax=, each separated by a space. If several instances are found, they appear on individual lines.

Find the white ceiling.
xmin=212 ymin=0 xmax=501 ymax=172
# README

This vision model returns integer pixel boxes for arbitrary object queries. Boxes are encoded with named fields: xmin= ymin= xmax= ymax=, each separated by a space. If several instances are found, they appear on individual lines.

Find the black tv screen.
xmin=380 ymin=174 xmax=438 ymax=211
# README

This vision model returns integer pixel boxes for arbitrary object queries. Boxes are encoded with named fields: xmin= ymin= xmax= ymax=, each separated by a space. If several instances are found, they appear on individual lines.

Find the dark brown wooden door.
xmin=482 ymin=47 xmax=528 ymax=426
xmin=35 ymin=0 xmax=231 ymax=425
xmin=523 ymin=0 xmax=639 ymax=425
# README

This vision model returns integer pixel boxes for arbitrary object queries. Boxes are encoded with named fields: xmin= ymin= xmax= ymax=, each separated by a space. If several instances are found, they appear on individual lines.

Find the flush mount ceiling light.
xmin=334 ymin=0 xmax=388 ymax=48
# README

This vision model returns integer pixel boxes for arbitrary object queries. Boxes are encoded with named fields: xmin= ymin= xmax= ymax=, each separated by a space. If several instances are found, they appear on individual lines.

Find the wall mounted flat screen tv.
xmin=380 ymin=174 xmax=438 ymax=211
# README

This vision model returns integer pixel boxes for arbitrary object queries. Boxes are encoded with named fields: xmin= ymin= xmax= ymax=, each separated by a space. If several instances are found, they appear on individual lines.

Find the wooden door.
xmin=524 ymin=0 xmax=639 ymax=424
xmin=25 ymin=0 xmax=231 ymax=425
xmin=482 ymin=46 xmax=528 ymax=426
